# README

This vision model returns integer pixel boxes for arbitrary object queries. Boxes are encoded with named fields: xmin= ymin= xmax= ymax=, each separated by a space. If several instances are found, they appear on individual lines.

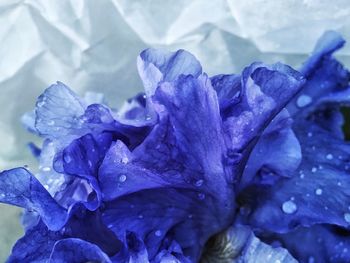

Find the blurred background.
xmin=1 ymin=0 xmax=350 ymax=261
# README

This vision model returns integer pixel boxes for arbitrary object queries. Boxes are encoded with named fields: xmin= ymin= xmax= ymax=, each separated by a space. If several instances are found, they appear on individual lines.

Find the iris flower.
xmin=1 ymin=31 xmax=350 ymax=263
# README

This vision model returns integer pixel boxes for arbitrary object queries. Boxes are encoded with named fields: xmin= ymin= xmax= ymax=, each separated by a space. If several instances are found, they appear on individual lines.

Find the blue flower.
xmin=0 ymin=31 xmax=349 ymax=262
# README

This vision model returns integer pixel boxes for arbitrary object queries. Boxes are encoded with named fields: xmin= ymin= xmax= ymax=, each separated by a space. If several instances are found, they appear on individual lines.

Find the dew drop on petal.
xmin=119 ymin=174 xmax=127 ymax=183
xmin=155 ymin=230 xmax=162 ymax=237
xmin=311 ymin=167 xmax=317 ymax=173
xmin=344 ymin=213 xmax=350 ymax=223
xmin=326 ymin=153 xmax=333 ymax=160
xmin=282 ymin=200 xmax=297 ymax=214
xmin=296 ymin=94 xmax=312 ymax=107
xmin=0 ymin=193 xmax=5 ymax=198
xmin=307 ymin=132 xmax=313 ymax=137
xmin=315 ymin=188 xmax=323 ymax=195
xmin=121 ymin=157 xmax=128 ymax=164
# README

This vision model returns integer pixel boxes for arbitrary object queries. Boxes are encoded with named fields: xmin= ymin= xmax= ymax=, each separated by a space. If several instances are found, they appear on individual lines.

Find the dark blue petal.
xmin=50 ymin=239 xmax=112 ymax=263
xmin=288 ymin=31 xmax=349 ymax=117
xmin=239 ymin=122 xmax=350 ymax=233
xmin=102 ymin=188 xmax=221 ymax=261
xmin=99 ymin=74 xmax=236 ymax=260
xmin=240 ymin=110 xmax=301 ymax=189
xmin=154 ymin=74 xmax=231 ymax=187
xmin=209 ymin=74 xmax=241 ymax=115
xmin=223 ymin=62 xmax=304 ymax=154
xmin=7 ymin=221 xmax=61 ymax=263
xmin=53 ymin=132 xmax=114 ymax=210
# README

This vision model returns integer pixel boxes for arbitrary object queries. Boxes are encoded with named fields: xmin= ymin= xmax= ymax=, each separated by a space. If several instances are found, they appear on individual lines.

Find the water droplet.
xmin=0 ymin=193 xmax=5 ymax=198
xmin=194 ymin=179 xmax=203 ymax=187
xmin=197 ymin=193 xmax=205 ymax=200
xmin=344 ymin=213 xmax=350 ymax=223
xmin=188 ymin=214 xmax=193 ymax=219
xmin=155 ymin=230 xmax=162 ymax=237
xmin=37 ymin=101 xmax=45 ymax=107
xmin=338 ymin=181 xmax=342 ymax=186
xmin=315 ymin=188 xmax=323 ymax=195
xmin=299 ymin=170 xmax=305 ymax=179
xmin=311 ymin=167 xmax=317 ymax=173
xmin=121 ymin=157 xmax=128 ymax=164
xmin=42 ymin=167 xmax=51 ymax=172
xmin=88 ymin=160 xmax=93 ymax=168
xmin=326 ymin=153 xmax=333 ymax=160
xmin=145 ymin=115 xmax=152 ymax=121
xmin=64 ymin=154 xmax=72 ymax=163
xmin=296 ymin=94 xmax=312 ymax=107
xmin=119 ymin=174 xmax=127 ymax=183
xmin=47 ymin=120 xmax=55 ymax=126
xmin=308 ymin=256 xmax=315 ymax=263
xmin=282 ymin=200 xmax=297 ymax=214
xmin=138 ymin=214 xmax=143 ymax=219
xmin=307 ymin=132 xmax=313 ymax=137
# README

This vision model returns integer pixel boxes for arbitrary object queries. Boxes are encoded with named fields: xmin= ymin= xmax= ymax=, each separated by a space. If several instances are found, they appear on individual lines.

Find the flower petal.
xmin=288 ymin=31 xmax=349 ymax=117
xmin=50 ymin=238 xmax=112 ymax=263
xmin=223 ymin=62 xmax=304 ymax=154
xmin=7 ymin=221 xmax=61 ymax=262
xmin=35 ymin=82 xmax=86 ymax=139
xmin=137 ymin=49 xmax=202 ymax=96
xmin=0 ymin=168 xmax=67 ymax=231
xmin=240 ymin=110 xmax=301 ymax=189
xmin=239 ymin=122 xmax=350 ymax=233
